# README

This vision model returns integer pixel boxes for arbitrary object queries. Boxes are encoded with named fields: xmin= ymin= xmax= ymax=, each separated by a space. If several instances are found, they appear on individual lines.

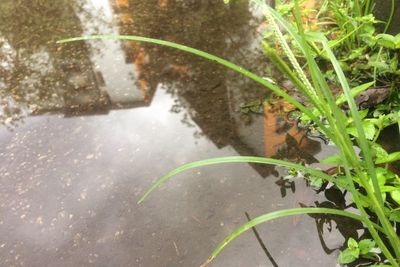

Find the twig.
xmin=245 ymin=212 xmax=279 ymax=267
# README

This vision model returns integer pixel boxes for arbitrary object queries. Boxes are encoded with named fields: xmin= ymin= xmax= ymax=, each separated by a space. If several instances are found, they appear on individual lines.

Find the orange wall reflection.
xmin=263 ymin=101 xmax=317 ymax=158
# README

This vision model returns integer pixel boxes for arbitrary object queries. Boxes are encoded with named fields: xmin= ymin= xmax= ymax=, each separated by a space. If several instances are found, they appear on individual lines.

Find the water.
xmin=374 ymin=0 xmax=400 ymax=34
xmin=0 ymin=1 xmax=347 ymax=266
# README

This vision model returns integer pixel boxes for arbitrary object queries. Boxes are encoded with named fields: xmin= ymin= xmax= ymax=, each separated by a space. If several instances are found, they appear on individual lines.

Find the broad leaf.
xmin=338 ymin=248 xmax=358 ymax=264
xmin=376 ymin=34 xmax=399 ymax=49
xmin=376 ymin=152 xmax=400 ymax=164
xmin=347 ymin=120 xmax=376 ymax=140
xmin=359 ymin=239 xmax=376 ymax=255
xmin=390 ymin=190 xmax=400 ymax=205
xmin=321 ymin=154 xmax=343 ymax=165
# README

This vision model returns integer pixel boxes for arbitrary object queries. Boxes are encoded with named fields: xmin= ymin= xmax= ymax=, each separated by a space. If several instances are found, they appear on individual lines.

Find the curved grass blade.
xmin=200 ymin=207 xmax=383 ymax=267
xmin=137 ymin=156 xmax=346 ymax=204
xmin=57 ymin=35 xmax=331 ymax=138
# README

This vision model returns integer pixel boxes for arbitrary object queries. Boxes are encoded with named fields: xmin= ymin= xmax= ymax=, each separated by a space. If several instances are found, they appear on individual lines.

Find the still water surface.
xmin=0 ymin=1 xmax=348 ymax=266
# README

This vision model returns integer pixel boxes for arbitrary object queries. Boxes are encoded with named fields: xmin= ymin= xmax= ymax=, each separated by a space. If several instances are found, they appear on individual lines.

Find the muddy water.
xmin=0 ymin=1 xmax=347 ymax=266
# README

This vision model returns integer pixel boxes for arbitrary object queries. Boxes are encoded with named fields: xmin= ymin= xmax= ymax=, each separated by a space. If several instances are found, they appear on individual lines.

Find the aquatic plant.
xmin=58 ymin=0 xmax=400 ymax=266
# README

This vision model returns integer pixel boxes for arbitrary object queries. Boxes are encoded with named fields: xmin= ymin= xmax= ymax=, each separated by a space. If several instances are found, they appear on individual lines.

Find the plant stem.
xmin=384 ymin=0 xmax=395 ymax=33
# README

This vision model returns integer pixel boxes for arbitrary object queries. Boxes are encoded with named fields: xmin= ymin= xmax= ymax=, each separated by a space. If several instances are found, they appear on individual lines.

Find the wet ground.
xmin=0 ymin=1 xmax=348 ymax=266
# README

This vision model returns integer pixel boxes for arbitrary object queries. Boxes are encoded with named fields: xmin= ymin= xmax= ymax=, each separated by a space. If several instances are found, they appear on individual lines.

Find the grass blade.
xmin=335 ymin=81 xmax=375 ymax=106
xmin=200 ymin=207 xmax=383 ymax=267
xmin=138 ymin=156 xmax=346 ymax=204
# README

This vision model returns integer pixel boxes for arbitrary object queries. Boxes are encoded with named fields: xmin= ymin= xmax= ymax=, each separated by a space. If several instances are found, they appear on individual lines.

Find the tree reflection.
xmin=0 ymin=0 xmax=321 ymax=178
xmin=0 ymin=0 xmax=103 ymax=129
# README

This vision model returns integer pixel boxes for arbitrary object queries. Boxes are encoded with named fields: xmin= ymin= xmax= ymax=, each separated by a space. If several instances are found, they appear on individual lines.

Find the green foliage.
xmin=265 ymin=0 xmax=400 ymax=114
xmin=338 ymin=238 xmax=379 ymax=264
xmin=321 ymin=154 xmax=343 ymax=165
xmin=263 ymin=9 xmax=400 ymax=265
xmin=377 ymin=33 xmax=400 ymax=49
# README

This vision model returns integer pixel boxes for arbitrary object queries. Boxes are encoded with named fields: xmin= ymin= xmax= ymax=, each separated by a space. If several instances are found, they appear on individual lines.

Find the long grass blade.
xmin=322 ymin=41 xmax=382 ymax=201
xmin=200 ymin=207 xmax=383 ymax=267
xmin=137 ymin=156 xmax=341 ymax=204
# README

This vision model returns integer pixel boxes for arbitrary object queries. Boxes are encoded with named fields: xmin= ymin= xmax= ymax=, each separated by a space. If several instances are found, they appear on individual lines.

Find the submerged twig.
xmin=245 ymin=212 xmax=279 ymax=267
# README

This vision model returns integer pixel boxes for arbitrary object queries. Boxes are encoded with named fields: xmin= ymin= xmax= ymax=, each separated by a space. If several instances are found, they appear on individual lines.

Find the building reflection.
xmin=0 ymin=0 xmax=320 ymax=176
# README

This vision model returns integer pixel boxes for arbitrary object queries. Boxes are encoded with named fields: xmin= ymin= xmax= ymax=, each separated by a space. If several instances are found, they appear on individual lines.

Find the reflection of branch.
xmin=270 ymin=0 xmax=276 ymax=9
xmin=222 ymin=30 xmax=248 ymax=61
xmin=245 ymin=212 xmax=279 ymax=267
xmin=314 ymin=220 xmax=338 ymax=255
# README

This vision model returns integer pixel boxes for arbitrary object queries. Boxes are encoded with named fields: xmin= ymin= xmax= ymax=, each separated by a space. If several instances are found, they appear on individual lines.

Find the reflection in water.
xmin=0 ymin=0 xmax=320 ymax=173
xmin=0 ymin=0 xmax=89 ymax=125
xmin=0 ymin=1 xmax=341 ymax=266
xmin=378 ymin=125 xmax=400 ymax=173
xmin=374 ymin=0 xmax=400 ymax=34
xmin=108 ymin=0 xmax=322 ymax=176
xmin=0 ymin=0 xmax=159 ymax=126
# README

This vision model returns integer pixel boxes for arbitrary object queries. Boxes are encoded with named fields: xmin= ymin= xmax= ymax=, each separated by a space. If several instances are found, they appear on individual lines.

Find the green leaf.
xmin=348 ymin=237 xmax=359 ymax=249
xmin=376 ymin=152 xmax=400 ymax=164
xmin=358 ymin=194 xmax=372 ymax=208
xmin=309 ymin=176 xmax=324 ymax=189
xmin=343 ymin=46 xmax=367 ymax=61
xmin=320 ymin=154 xmax=343 ymax=165
xmin=347 ymin=120 xmax=376 ymax=140
xmin=389 ymin=210 xmax=400 ymax=222
xmin=338 ymin=238 xmax=361 ymax=264
xmin=375 ymin=168 xmax=390 ymax=187
xmin=390 ymin=55 xmax=398 ymax=72
xmin=359 ymin=239 xmax=376 ymax=255
xmin=390 ymin=190 xmax=400 ymax=205
xmin=350 ymin=247 xmax=360 ymax=258
xmin=335 ymin=82 xmax=374 ymax=106
xmin=338 ymin=248 xmax=358 ymax=264
xmin=372 ymin=143 xmax=389 ymax=162
xmin=376 ymin=34 xmax=397 ymax=49
xmin=358 ymin=109 xmax=370 ymax=120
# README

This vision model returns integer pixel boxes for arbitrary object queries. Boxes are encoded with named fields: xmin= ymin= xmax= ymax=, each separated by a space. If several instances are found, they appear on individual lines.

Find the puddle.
xmin=0 ymin=1 xmax=350 ymax=266
xmin=374 ymin=0 xmax=400 ymax=34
